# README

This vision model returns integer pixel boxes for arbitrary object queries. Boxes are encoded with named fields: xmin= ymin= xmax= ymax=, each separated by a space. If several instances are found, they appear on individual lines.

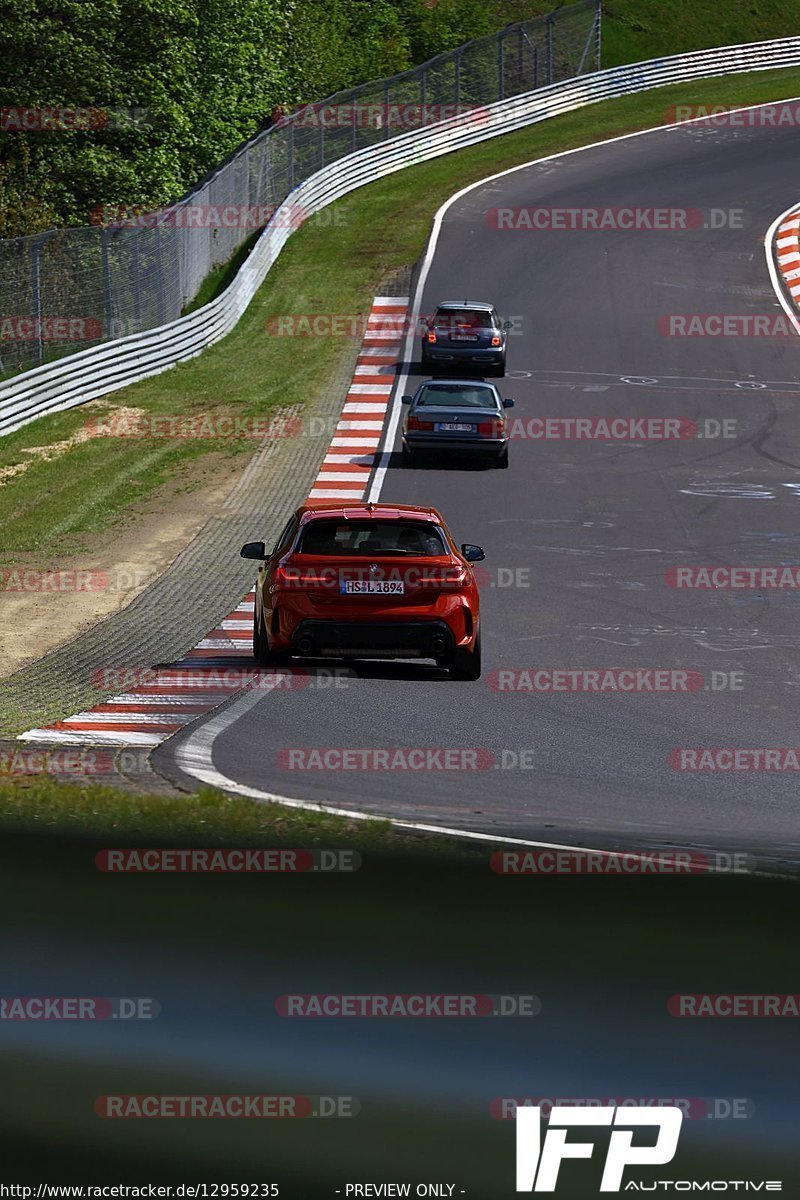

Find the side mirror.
xmin=401 ymin=394 xmax=413 ymax=404
xmin=461 ymin=543 xmax=485 ymax=563
xmin=502 ymin=320 xmax=513 ymax=331
xmin=503 ymin=397 xmax=515 ymax=407
xmin=240 ymin=540 xmax=267 ymax=560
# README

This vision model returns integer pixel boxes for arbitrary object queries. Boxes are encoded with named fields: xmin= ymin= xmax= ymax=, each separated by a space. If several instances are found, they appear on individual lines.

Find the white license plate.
xmin=451 ymin=334 xmax=479 ymax=341
xmin=341 ymin=580 xmax=405 ymax=595
xmin=436 ymin=422 xmax=476 ymax=432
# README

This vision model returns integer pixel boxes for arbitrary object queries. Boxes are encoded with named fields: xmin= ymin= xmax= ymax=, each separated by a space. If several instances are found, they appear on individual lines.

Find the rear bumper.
xmin=403 ymin=434 xmax=507 ymax=453
xmin=290 ymin=618 xmax=456 ymax=659
xmin=422 ymin=344 xmax=504 ymax=366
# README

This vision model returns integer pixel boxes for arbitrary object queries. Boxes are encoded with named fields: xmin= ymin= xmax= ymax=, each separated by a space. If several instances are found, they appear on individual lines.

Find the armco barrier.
xmin=2 ymin=36 xmax=800 ymax=438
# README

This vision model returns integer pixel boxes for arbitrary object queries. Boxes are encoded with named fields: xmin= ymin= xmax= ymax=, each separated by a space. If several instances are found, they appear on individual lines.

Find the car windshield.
xmin=415 ymin=383 xmax=497 ymax=409
xmin=433 ymin=308 xmax=493 ymax=332
xmin=298 ymin=520 xmax=447 ymax=556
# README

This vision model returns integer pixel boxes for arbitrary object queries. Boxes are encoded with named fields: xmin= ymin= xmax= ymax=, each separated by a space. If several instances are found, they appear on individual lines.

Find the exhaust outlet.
xmin=295 ymin=634 xmax=315 ymax=656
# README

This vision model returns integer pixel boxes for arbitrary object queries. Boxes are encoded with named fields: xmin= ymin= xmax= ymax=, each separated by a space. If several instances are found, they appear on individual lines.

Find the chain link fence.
xmin=0 ymin=0 xmax=599 ymax=378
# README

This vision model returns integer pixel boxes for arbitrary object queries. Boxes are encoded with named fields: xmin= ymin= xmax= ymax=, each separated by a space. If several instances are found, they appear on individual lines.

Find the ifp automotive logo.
xmin=516 ymin=1105 xmax=682 ymax=1191
xmin=515 ymin=1106 xmax=782 ymax=1192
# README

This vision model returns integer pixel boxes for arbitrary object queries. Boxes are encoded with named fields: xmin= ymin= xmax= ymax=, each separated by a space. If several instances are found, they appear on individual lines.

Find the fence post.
xmin=420 ymin=67 xmax=426 ymax=125
xmin=455 ymin=47 xmax=462 ymax=110
xmin=498 ymin=31 xmax=505 ymax=102
xmin=547 ymin=13 xmax=554 ymax=84
xmin=154 ymin=220 xmax=166 ymax=326
xmin=595 ymin=0 xmax=602 ymax=70
xmin=533 ymin=43 xmax=538 ymax=89
xmin=130 ymin=226 xmax=142 ymax=329
xmin=101 ymin=226 xmax=114 ymax=339
xmin=287 ymin=118 xmax=295 ymax=192
xmin=256 ymin=132 xmax=270 ymax=209
xmin=30 ymin=232 xmax=51 ymax=367
xmin=384 ymin=80 xmax=390 ymax=139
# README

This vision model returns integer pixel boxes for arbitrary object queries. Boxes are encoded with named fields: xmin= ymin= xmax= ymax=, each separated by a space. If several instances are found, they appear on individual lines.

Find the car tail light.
xmin=406 ymin=415 xmax=433 ymax=431
xmin=415 ymin=566 xmax=468 ymax=589
xmin=491 ymin=334 xmax=502 ymax=346
xmin=273 ymin=565 xmax=337 ymax=590
xmin=426 ymin=331 xmax=436 ymax=344
xmin=477 ymin=418 xmax=504 ymax=437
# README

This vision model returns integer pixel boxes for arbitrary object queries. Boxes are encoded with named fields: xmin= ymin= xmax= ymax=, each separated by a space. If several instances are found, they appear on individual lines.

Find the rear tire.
xmin=449 ymin=630 xmax=482 ymax=681
xmin=401 ymin=444 xmax=413 ymax=466
xmin=253 ymin=611 xmax=290 ymax=667
xmin=496 ymin=445 xmax=509 ymax=469
xmin=253 ymin=610 xmax=269 ymax=665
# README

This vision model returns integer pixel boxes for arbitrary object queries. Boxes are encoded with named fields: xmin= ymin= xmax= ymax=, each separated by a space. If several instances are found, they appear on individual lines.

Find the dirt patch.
xmin=0 ymin=406 xmax=146 ymax=485
xmin=0 ymin=451 xmax=246 ymax=679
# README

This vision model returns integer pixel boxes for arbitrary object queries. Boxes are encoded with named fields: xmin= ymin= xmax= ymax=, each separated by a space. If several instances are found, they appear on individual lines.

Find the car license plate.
xmin=341 ymin=580 xmax=405 ymax=595
xmin=451 ymin=334 xmax=478 ymax=341
xmin=436 ymin=422 xmax=476 ymax=432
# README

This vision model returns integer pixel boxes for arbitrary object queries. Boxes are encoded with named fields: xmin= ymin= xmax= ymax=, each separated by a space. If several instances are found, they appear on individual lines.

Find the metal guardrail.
xmin=3 ymin=34 xmax=800 ymax=437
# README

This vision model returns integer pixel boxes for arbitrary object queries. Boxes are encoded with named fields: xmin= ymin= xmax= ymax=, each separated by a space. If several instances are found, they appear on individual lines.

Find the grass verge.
xmin=0 ymin=774 xmax=485 ymax=855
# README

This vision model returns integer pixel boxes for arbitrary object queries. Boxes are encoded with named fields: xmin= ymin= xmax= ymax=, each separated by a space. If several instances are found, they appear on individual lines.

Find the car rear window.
xmin=415 ymin=383 xmax=497 ymax=408
xmin=298 ymin=520 xmax=447 ymax=557
xmin=433 ymin=308 xmax=493 ymax=331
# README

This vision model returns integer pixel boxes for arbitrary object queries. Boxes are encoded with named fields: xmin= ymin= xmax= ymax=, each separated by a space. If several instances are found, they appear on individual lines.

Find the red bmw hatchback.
xmin=240 ymin=501 xmax=484 ymax=680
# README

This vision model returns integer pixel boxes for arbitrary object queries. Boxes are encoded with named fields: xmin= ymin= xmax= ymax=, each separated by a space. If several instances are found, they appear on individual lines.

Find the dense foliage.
xmin=0 ymin=0 xmax=545 ymax=235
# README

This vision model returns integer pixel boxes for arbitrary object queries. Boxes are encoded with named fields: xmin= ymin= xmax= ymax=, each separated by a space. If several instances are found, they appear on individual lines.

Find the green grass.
xmin=600 ymin=0 xmax=800 ymax=68
xmin=3 ymin=64 xmax=800 ymax=565
xmin=181 ymin=232 xmax=260 ymax=315
xmin=499 ymin=0 xmax=800 ymax=68
xmin=0 ymin=774 xmax=486 ymax=855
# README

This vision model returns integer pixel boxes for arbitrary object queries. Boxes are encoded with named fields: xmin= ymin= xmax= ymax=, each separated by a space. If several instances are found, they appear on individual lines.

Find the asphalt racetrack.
xmin=161 ymin=109 xmax=800 ymax=872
